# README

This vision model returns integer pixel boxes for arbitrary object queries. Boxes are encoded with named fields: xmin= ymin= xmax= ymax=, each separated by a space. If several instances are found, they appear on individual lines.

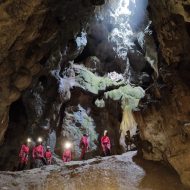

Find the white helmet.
xmin=104 ymin=130 xmax=108 ymax=136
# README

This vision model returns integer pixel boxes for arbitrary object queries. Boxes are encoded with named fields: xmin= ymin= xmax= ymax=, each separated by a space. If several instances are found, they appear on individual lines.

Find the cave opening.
xmin=0 ymin=98 xmax=28 ymax=170
xmin=6 ymin=99 xmax=28 ymax=143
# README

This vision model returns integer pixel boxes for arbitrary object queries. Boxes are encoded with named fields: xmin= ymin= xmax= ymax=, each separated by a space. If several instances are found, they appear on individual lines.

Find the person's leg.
xmin=21 ymin=162 xmax=26 ymax=170
xmin=35 ymin=159 xmax=38 ymax=168
xmin=30 ymin=161 xmax=34 ymax=169
xmin=105 ymin=147 xmax=110 ymax=156
xmin=36 ymin=159 xmax=41 ymax=168
xmin=80 ymin=148 xmax=86 ymax=160
xmin=108 ymin=149 xmax=111 ymax=156
xmin=39 ymin=159 xmax=45 ymax=167
xmin=126 ymin=144 xmax=129 ymax=151
xmin=17 ymin=162 xmax=22 ymax=171
xmin=33 ymin=159 xmax=37 ymax=168
xmin=41 ymin=157 xmax=47 ymax=165
xmin=47 ymin=159 xmax=50 ymax=165
xmin=102 ymin=145 xmax=107 ymax=156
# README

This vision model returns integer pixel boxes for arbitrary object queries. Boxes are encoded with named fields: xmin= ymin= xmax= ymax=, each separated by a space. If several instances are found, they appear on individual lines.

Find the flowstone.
xmin=61 ymin=105 xmax=98 ymax=158
xmin=73 ymin=64 xmax=145 ymax=111
xmin=72 ymin=64 xmax=145 ymax=152
xmin=73 ymin=64 xmax=123 ymax=94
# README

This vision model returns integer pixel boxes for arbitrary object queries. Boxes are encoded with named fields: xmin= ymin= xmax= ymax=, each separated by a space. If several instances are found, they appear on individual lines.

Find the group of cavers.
xmin=18 ymin=130 xmax=112 ymax=170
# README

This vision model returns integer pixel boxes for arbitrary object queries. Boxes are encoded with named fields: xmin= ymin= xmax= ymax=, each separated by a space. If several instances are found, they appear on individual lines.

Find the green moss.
xmin=75 ymin=65 xmax=123 ymax=94
xmin=104 ymin=85 xmax=145 ymax=110
xmin=74 ymin=65 xmax=145 ymax=111
xmin=63 ymin=105 xmax=98 ymax=156
xmin=73 ymin=106 xmax=98 ymax=150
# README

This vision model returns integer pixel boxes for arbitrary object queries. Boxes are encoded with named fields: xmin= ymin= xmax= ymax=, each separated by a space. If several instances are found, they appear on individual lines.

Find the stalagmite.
xmin=119 ymin=110 xmax=137 ymax=149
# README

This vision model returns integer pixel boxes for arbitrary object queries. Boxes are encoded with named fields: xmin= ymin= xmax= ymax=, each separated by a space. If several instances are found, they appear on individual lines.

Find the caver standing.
xmin=32 ymin=137 xmax=46 ymax=168
xmin=62 ymin=142 xmax=72 ymax=162
xmin=45 ymin=146 xmax=52 ymax=165
xmin=101 ymin=130 xmax=111 ymax=156
xmin=79 ymin=134 xmax=89 ymax=160
xmin=18 ymin=138 xmax=31 ymax=170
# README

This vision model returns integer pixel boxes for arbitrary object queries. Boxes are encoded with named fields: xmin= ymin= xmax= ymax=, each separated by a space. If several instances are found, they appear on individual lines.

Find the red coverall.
xmin=32 ymin=145 xmax=44 ymax=159
xmin=32 ymin=145 xmax=45 ymax=168
xmin=19 ymin=144 xmax=30 ymax=164
xmin=45 ymin=150 xmax=52 ymax=165
xmin=80 ymin=136 xmax=89 ymax=160
xmin=101 ymin=135 xmax=111 ymax=156
xmin=62 ymin=149 xmax=72 ymax=162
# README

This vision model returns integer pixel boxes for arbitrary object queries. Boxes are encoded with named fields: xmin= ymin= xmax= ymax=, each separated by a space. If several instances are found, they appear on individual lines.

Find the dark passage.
xmin=0 ymin=98 xmax=28 ymax=170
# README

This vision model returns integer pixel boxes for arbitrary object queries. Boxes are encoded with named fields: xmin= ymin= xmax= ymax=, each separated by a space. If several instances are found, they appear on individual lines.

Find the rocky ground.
xmin=0 ymin=151 xmax=188 ymax=190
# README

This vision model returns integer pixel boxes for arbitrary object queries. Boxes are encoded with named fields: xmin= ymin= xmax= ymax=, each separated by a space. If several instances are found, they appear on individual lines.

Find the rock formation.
xmin=0 ymin=0 xmax=190 ymax=188
xmin=0 ymin=152 xmax=187 ymax=190
xmin=134 ymin=0 xmax=190 ymax=187
xmin=0 ymin=0 xmax=95 ymax=144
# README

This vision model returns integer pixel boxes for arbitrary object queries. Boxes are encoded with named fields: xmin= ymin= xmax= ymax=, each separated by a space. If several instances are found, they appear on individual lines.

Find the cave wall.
xmin=1 ymin=1 xmax=190 ymax=188
xmin=0 ymin=0 xmax=153 ymax=169
xmin=134 ymin=0 xmax=190 ymax=187
xmin=0 ymin=0 xmax=96 ymax=144
xmin=56 ymin=89 xmax=123 ymax=158
xmin=0 ymin=0 xmax=128 ymax=167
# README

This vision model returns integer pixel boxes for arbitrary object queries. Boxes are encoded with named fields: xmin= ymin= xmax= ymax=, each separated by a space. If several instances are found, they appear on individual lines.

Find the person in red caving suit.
xmin=101 ymin=130 xmax=111 ymax=156
xmin=79 ymin=134 xmax=89 ymax=160
xmin=45 ymin=146 xmax=52 ymax=165
xmin=62 ymin=142 xmax=72 ymax=162
xmin=18 ymin=138 xmax=31 ymax=170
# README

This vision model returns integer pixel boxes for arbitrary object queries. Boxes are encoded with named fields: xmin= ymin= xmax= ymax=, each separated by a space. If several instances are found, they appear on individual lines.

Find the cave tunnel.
xmin=0 ymin=0 xmax=190 ymax=189
xmin=0 ymin=98 xmax=28 ymax=170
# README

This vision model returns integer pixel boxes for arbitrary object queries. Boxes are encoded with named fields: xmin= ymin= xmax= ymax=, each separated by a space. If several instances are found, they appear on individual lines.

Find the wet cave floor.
xmin=0 ymin=151 xmax=188 ymax=190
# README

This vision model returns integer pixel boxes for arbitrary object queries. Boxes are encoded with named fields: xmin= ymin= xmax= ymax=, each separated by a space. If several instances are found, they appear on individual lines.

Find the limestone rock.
xmin=128 ymin=49 xmax=147 ymax=72
xmin=84 ymin=56 xmax=102 ymax=74
xmin=0 ymin=110 xmax=9 ymax=144
xmin=66 ymin=32 xmax=87 ymax=60
xmin=134 ymin=76 xmax=190 ymax=187
xmin=145 ymin=1 xmax=190 ymax=186
xmin=61 ymin=105 xmax=98 ymax=158
xmin=13 ymin=68 xmax=32 ymax=90
xmin=0 ymin=152 xmax=187 ymax=190
xmin=0 ymin=0 xmax=98 ymax=150
xmin=8 ymin=87 xmax=21 ymax=103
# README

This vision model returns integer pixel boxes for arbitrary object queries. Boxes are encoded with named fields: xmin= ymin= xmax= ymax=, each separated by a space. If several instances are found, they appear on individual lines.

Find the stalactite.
xmin=119 ymin=109 xmax=137 ymax=149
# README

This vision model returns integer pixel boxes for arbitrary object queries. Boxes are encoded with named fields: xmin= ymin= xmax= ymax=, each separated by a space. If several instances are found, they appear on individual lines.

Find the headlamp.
xmin=37 ymin=137 xmax=43 ymax=143
xmin=64 ymin=142 xmax=72 ymax=149
xmin=27 ymin=138 xmax=32 ymax=143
